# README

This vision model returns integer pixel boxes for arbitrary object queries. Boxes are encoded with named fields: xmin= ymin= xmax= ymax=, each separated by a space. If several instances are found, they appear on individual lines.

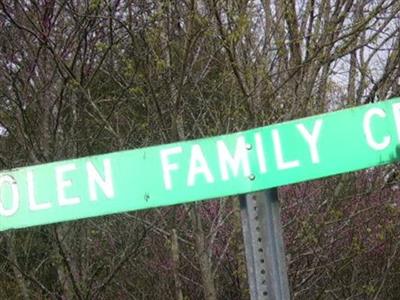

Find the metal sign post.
xmin=240 ymin=188 xmax=290 ymax=300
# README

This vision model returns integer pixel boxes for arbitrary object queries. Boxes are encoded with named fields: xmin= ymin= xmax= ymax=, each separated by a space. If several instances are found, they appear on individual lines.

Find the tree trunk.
xmin=171 ymin=229 xmax=184 ymax=300
xmin=190 ymin=205 xmax=217 ymax=300
xmin=6 ymin=233 xmax=31 ymax=300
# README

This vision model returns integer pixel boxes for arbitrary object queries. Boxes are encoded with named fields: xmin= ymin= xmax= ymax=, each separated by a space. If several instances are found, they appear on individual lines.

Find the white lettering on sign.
xmin=272 ymin=129 xmax=300 ymax=169
xmin=161 ymin=146 xmax=183 ymax=190
xmin=87 ymin=159 xmax=114 ymax=201
xmin=217 ymin=137 xmax=251 ymax=181
xmin=392 ymin=103 xmax=400 ymax=142
xmin=27 ymin=170 xmax=52 ymax=211
xmin=255 ymin=133 xmax=267 ymax=173
xmin=296 ymin=119 xmax=323 ymax=164
xmin=187 ymin=144 xmax=214 ymax=186
xmin=160 ymin=121 xmax=326 ymax=190
xmin=0 ymin=175 xmax=19 ymax=217
xmin=56 ymin=164 xmax=81 ymax=206
xmin=363 ymin=108 xmax=391 ymax=150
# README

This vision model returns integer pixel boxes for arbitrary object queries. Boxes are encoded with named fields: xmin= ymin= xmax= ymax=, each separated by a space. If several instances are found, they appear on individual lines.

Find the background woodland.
xmin=1 ymin=0 xmax=400 ymax=299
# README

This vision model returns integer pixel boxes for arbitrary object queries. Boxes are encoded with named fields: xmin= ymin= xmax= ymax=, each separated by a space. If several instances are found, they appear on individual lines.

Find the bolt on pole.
xmin=240 ymin=188 xmax=290 ymax=300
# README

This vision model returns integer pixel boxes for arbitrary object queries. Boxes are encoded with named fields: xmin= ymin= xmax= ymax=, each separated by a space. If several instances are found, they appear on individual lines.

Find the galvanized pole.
xmin=240 ymin=188 xmax=290 ymax=300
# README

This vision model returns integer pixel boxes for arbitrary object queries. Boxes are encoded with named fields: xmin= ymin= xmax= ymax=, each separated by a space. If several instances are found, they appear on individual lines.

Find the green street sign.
xmin=1 ymin=98 xmax=400 ymax=231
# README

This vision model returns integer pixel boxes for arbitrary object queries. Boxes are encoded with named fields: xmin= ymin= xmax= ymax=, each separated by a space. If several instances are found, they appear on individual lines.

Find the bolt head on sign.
xmin=1 ymin=98 xmax=400 ymax=231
